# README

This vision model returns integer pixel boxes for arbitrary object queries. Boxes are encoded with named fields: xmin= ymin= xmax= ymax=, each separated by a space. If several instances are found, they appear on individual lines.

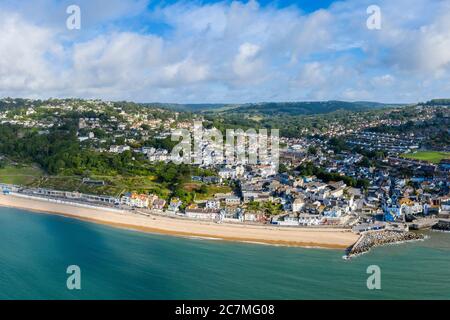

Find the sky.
xmin=0 ymin=0 xmax=449 ymax=103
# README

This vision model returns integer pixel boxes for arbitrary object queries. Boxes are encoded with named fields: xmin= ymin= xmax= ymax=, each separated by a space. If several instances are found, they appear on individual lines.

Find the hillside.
xmin=219 ymin=101 xmax=395 ymax=116
xmin=156 ymin=100 xmax=398 ymax=116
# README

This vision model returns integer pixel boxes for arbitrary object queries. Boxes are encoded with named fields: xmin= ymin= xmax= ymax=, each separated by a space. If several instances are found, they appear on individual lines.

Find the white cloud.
xmin=0 ymin=0 xmax=450 ymax=103
xmin=232 ymin=43 xmax=263 ymax=81
xmin=371 ymin=74 xmax=395 ymax=87
xmin=0 ymin=13 xmax=64 ymax=95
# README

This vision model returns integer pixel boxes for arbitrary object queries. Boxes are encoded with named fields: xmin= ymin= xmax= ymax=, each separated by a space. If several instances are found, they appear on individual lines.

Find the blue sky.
xmin=0 ymin=0 xmax=449 ymax=103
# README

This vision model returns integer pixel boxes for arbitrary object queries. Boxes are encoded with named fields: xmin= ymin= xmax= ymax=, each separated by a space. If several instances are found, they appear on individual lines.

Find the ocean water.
xmin=0 ymin=207 xmax=449 ymax=300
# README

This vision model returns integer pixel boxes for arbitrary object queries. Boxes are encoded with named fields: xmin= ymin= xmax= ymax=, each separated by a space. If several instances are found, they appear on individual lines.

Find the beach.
xmin=0 ymin=194 xmax=358 ymax=249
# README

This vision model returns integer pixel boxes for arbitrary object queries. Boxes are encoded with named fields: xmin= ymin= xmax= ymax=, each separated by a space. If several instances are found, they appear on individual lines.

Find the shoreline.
xmin=0 ymin=194 xmax=358 ymax=249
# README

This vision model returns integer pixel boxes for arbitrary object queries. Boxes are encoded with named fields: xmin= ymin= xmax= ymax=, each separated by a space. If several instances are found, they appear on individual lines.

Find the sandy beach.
xmin=0 ymin=194 xmax=358 ymax=249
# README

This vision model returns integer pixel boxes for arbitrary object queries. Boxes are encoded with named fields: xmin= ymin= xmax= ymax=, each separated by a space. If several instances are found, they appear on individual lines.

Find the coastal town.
xmin=3 ymin=0 xmax=450 ymax=303
xmin=0 ymin=98 xmax=449 ymax=256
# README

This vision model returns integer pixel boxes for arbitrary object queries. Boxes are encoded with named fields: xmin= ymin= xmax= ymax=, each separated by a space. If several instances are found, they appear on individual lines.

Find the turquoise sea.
xmin=0 ymin=207 xmax=449 ymax=299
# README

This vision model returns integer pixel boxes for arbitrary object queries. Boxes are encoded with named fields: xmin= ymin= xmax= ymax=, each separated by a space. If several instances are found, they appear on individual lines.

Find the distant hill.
xmin=0 ymin=97 xmax=403 ymax=116
xmin=140 ymin=103 xmax=229 ymax=112
xmin=423 ymin=99 xmax=450 ymax=106
xmin=156 ymin=100 xmax=400 ymax=116
xmin=222 ymin=101 xmax=397 ymax=116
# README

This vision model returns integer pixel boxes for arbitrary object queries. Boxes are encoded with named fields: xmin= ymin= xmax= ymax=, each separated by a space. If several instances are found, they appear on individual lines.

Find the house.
xmin=220 ymin=208 xmax=244 ymax=222
xmin=168 ymin=197 xmax=182 ymax=212
xmin=328 ymin=187 xmax=345 ymax=198
xmin=121 ymin=193 xmax=152 ymax=208
xmin=109 ymin=145 xmax=130 ymax=153
xmin=399 ymin=198 xmax=423 ymax=215
xmin=293 ymin=178 xmax=304 ymax=188
xmin=202 ymin=176 xmax=222 ymax=184
xmin=298 ymin=213 xmax=322 ymax=226
xmin=424 ymin=203 xmax=441 ymax=215
xmin=383 ymin=205 xmax=402 ymax=221
xmin=323 ymin=206 xmax=343 ymax=218
xmin=244 ymin=212 xmax=266 ymax=222
xmin=185 ymin=208 xmax=220 ymax=220
xmin=441 ymin=198 xmax=450 ymax=211
xmin=152 ymin=199 xmax=166 ymax=210
xmin=304 ymin=181 xmax=327 ymax=192
xmin=328 ymin=181 xmax=346 ymax=190
xmin=255 ymin=164 xmax=277 ymax=177
xmin=225 ymin=196 xmax=241 ymax=206
xmin=82 ymin=178 xmax=105 ymax=186
xmin=218 ymin=168 xmax=235 ymax=179
xmin=235 ymin=165 xmax=245 ymax=177
xmin=277 ymin=214 xmax=299 ymax=226
xmin=206 ymin=200 xmax=221 ymax=210
xmin=292 ymin=197 xmax=305 ymax=212
xmin=438 ymin=159 xmax=450 ymax=172
xmin=242 ymin=191 xmax=271 ymax=203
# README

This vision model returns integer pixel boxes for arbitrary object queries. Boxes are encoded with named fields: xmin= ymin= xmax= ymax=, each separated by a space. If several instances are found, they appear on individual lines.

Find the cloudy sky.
xmin=0 ymin=0 xmax=449 ymax=103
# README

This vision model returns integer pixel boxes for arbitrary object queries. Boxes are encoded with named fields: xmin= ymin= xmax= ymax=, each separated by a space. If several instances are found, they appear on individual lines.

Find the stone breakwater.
xmin=432 ymin=220 xmax=450 ymax=232
xmin=346 ymin=230 xmax=425 ymax=258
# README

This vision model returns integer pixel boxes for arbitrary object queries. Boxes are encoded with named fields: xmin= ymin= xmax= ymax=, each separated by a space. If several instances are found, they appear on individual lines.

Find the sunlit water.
xmin=0 ymin=207 xmax=449 ymax=299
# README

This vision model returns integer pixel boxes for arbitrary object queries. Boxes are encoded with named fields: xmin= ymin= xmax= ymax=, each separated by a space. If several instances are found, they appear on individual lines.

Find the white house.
xmin=185 ymin=208 xmax=220 ymax=220
xmin=225 ymin=196 xmax=241 ymax=206
xmin=292 ymin=197 xmax=305 ymax=212
xmin=206 ymin=200 xmax=221 ymax=210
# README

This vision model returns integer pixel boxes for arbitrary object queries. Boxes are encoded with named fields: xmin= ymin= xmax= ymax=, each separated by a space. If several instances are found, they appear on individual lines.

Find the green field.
xmin=400 ymin=151 xmax=450 ymax=164
xmin=27 ymin=174 xmax=172 ymax=198
xmin=0 ymin=163 xmax=226 ymax=201
xmin=0 ymin=163 xmax=171 ymax=197
xmin=182 ymin=182 xmax=232 ymax=201
xmin=0 ymin=165 xmax=43 ymax=185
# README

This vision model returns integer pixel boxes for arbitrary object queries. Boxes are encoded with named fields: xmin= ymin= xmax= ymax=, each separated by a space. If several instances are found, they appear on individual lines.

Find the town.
xmin=0 ymin=98 xmax=449 ymax=249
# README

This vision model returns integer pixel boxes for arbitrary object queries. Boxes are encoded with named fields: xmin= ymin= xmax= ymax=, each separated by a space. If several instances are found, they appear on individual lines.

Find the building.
xmin=152 ymin=199 xmax=166 ymax=210
xmin=121 ymin=193 xmax=152 ymax=208
xmin=298 ymin=213 xmax=322 ymax=226
xmin=109 ymin=145 xmax=131 ymax=153
xmin=225 ymin=196 xmax=241 ymax=206
xmin=168 ymin=197 xmax=182 ymax=212
xmin=205 ymin=200 xmax=221 ymax=210
xmin=292 ymin=197 xmax=305 ymax=212
xmin=185 ymin=208 xmax=220 ymax=220
xmin=218 ymin=168 xmax=235 ymax=180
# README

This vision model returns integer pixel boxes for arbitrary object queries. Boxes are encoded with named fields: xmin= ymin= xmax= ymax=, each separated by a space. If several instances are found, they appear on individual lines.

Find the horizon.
xmin=0 ymin=95 xmax=437 ymax=106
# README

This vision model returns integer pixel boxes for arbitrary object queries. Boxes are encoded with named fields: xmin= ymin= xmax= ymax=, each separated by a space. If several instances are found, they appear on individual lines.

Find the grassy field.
xmin=400 ymin=151 xmax=450 ymax=164
xmin=184 ymin=182 xmax=232 ymax=200
xmin=0 ymin=163 xmax=226 ymax=201
xmin=30 ymin=174 xmax=172 ymax=198
xmin=0 ymin=165 xmax=43 ymax=185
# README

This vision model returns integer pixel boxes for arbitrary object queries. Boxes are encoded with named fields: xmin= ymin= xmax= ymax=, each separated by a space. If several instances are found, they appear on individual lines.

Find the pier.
xmin=346 ymin=230 xmax=424 ymax=258
xmin=409 ymin=218 xmax=439 ymax=230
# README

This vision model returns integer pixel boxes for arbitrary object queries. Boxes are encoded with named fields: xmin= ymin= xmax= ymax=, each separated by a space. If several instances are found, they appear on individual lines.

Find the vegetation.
xmin=400 ymin=151 xmax=450 ymax=164
xmin=297 ymin=162 xmax=370 ymax=189
xmin=0 ymin=165 xmax=43 ymax=185
xmin=0 ymin=122 xmax=215 ymax=199
xmin=246 ymin=200 xmax=282 ymax=216
xmin=190 ymin=184 xmax=232 ymax=201
xmin=161 ymin=100 xmax=393 ymax=116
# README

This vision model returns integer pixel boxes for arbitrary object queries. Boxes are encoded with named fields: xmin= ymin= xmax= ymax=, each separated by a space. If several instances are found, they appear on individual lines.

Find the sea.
xmin=0 ymin=207 xmax=449 ymax=299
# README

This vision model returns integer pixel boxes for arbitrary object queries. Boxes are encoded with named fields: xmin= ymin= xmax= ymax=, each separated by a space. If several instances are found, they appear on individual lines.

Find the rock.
xmin=432 ymin=220 xmax=450 ymax=232
xmin=346 ymin=230 xmax=424 ymax=257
